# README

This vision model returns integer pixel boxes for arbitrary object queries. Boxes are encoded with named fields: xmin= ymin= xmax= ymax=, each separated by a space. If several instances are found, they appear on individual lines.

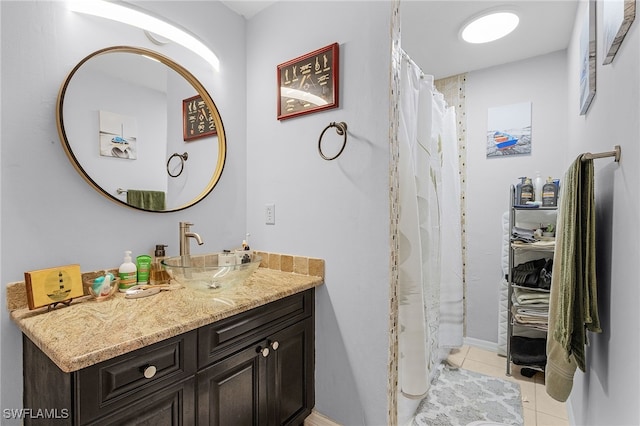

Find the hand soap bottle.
xmin=542 ymin=177 xmax=558 ymax=207
xmin=150 ymin=244 xmax=171 ymax=286
xmin=118 ymin=250 xmax=137 ymax=292
xmin=520 ymin=177 xmax=534 ymax=204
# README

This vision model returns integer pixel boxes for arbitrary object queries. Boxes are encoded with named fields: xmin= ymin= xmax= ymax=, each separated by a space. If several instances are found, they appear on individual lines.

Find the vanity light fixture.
xmin=67 ymin=0 xmax=220 ymax=71
xmin=460 ymin=10 xmax=520 ymax=44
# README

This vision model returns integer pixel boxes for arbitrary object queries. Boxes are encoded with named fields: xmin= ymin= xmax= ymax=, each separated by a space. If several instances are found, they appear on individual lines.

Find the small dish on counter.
xmin=83 ymin=272 xmax=120 ymax=301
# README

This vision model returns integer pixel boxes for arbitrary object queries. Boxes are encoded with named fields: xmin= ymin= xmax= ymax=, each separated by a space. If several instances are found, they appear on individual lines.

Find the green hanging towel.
xmin=545 ymin=155 xmax=601 ymax=403
xmin=126 ymin=190 xmax=166 ymax=211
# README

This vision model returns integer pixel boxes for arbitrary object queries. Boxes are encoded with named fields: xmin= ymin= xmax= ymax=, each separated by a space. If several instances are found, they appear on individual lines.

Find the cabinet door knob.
xmin=257 ymin=346 xmax=270 ymax=357
xmin=270 ymin=341 xmax=279 ymax=351
xmin=142 ymin=365 xmax=157 ymax=379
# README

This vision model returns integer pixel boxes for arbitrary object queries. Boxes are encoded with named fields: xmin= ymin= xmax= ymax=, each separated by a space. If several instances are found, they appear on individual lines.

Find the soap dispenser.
xmin=542 ymin=177 xmax=558 ymax=207
xmin=150 ymin=244 xmax=171 ymax=286
xmin=118 ymin=250 xmax=137 ymax=292
xmin=520 ymin=177 xmax=534 ymax=204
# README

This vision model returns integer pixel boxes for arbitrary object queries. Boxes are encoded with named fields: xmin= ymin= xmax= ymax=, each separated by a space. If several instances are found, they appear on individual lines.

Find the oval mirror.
xmin=56 ymin=46 xmax=226 ymax=212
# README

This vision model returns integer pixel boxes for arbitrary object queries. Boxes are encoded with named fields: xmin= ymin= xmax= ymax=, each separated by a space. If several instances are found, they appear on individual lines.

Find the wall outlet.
xmin=265 ymin=203 xmax=275 ymax=225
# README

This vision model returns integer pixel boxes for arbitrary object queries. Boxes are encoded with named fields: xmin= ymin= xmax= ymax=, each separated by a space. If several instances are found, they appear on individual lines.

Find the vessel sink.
xmin=161 ymin=252 xmax=262 ymax=292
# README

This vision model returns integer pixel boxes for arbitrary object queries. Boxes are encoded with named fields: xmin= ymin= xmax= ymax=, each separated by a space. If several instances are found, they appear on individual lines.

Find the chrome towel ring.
xmin=318 ymin=121 xmax=348 ymax=160
xmin=167 ymin=152 xmax=188 ymax=177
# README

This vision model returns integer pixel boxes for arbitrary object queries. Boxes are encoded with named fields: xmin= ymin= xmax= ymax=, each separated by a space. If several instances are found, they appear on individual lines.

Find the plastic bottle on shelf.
xmin=515 ymin=177 xmax=526 ymax=205
xmin=542 ymin=177 xmax=558 ymax=207
xmin=534 ymin=171 xmax=544 ymax=203
xmin=520 ymin=177 xmax=534 ymax=204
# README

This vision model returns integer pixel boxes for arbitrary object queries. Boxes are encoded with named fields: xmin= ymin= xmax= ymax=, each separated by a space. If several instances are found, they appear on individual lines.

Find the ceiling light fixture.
xmin=461 ymin=10 xmax=520 ymax=44
xmin=67 ymin=1 xmax=220 ymax=71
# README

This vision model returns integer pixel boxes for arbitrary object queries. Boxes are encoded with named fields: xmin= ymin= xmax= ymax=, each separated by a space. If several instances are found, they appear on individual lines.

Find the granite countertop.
xmin=7 ymin=252 xmax=323 ymax=373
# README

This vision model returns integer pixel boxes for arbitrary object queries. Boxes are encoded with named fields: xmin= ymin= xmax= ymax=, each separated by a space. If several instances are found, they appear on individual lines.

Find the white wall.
xmin=465 ymin=50 xmax=569 ymax=343
xmin=0 ymin=1 xmax=246 ymax=419
xmin=564 ymin=2 xmax=640 ymax=425
xmin=245 ymin=2 xmax=392 ymax=424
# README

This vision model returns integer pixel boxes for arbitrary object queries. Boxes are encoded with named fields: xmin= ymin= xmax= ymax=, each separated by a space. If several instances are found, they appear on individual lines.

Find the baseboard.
xmin=463 ymin=336 xmax=499 ymax=353
xmin=304 ymin=410 xmax=342 ymax=426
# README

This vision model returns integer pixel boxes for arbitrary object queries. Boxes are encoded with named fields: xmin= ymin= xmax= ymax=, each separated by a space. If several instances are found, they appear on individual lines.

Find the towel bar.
xmin=581 ymin=145 xmax=621 ymax=162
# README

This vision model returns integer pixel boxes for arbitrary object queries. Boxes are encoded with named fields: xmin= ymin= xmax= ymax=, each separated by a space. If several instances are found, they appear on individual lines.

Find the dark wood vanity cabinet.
xmin=197 ymin=319 xmax=313 ymax=426
xmin=23 ymin=289 xmax=315 ymax=426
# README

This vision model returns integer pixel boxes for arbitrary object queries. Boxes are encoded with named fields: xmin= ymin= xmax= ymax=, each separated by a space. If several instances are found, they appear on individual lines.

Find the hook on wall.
xmin=167 ymin=152 xmax=188 ymax=177
xmin=318 ymin=121 xmax=348 ymax=160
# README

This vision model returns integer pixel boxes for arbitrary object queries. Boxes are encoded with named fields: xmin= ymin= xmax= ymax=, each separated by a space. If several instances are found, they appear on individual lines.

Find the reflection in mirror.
xmin=57 ymin=46 xmax=226 ymax=212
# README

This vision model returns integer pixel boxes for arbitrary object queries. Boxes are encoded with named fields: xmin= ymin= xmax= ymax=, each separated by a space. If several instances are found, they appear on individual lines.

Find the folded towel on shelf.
xmin=511 ymin=336 xmax=547 ymax=367
xmin=546 ymin=156 xmax=601 ymax=402
xmin=512 ymin=226 xmax=537 ymax=243
xmin=515 ymin=306 xmax=548 ymax=317
xmin=513 ymin=288 xmax=550 ymax=305
xmin=512 ymin=307 xmax=548 ymax=329
xmin=127 ymin=190 xmax=166 ymax=211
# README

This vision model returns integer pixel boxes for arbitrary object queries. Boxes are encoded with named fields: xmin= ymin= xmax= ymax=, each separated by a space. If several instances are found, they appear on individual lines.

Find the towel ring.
xmin=318 ymin=122 xmax=348 ymax=160
xmin=167 ymin=152 xmax=188 ymax=178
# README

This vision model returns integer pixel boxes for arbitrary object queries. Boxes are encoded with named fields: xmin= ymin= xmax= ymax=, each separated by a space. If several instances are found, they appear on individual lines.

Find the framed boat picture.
xmin=277 ymin=43 xmax=339 ymax=120
xmin=486 ymin=102 xmax=532 ymax=158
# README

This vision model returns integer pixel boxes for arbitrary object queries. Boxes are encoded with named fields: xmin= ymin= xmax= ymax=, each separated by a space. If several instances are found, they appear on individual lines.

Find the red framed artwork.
xmin=277 ymin=43 xmax=339 ymax=120
xmin=183 ymin=95 xmax=217 ymax=141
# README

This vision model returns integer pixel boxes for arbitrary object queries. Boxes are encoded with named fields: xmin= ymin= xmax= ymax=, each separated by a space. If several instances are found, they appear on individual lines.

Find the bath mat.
xmin=412 ymin=363 xmax=523 ymax=426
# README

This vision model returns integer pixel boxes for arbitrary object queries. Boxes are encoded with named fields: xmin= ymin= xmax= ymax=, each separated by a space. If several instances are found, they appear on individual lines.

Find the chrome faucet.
xmin=179 ymin=221 xmax=204 ymax=257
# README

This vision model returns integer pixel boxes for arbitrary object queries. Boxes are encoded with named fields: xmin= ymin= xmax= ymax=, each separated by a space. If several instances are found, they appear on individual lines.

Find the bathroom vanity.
xmin=9 ymin=261 xmax=322 ymax=425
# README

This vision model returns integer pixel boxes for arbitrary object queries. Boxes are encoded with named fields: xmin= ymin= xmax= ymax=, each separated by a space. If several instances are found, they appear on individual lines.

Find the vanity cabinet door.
xmin=267 ymin=318 xmax=314 ymax=426
xmin=85 ymin=377 xmax=195 ymax=426
xmin=196 ymin=340 xmax=268 ymax=426
xmin=197 ymin=318 xmax=314 ymax=426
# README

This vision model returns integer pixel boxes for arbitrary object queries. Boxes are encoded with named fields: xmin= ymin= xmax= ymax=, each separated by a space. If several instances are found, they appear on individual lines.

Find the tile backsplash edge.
xmin=255 ymin=251 xmax=325 ymax=279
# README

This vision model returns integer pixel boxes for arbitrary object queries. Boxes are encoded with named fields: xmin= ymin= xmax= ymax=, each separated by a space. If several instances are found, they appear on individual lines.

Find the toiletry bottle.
xmin=136 ymin=254 xmax=152 ymax=284
xmin=118 ymin=251 xmax=137 ymax=292
xmin=520 ymin=178 xmax=534 ymax=204
xmin=534 ymin=171 xmax=544 ymax=203
xmin=542 ymin=177 xmax=558 ymax=207
xmin=150 ymin=244 xmax=171 ymax=286
xmin=515 ymin=177 xmax=526 ymax=205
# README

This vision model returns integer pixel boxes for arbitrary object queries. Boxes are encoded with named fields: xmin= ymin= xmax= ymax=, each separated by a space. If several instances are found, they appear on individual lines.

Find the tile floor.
xmin=447 ymin=345 xmax=569 ymax=426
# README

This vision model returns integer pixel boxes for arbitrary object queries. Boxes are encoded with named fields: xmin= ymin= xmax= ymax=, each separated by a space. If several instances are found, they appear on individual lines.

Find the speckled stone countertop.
xmin=7 ymin=252 xmax=323 ymax=373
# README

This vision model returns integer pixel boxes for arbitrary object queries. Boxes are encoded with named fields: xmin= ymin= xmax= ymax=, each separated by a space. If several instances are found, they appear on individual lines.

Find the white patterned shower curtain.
xmin=397 ymin=53 xmax=464 ymax=424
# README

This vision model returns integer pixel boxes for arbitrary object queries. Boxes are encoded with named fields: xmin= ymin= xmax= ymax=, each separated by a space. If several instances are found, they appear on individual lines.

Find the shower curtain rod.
xmin=400 ymin=49 xmax=428 ymax=79
xmin=581 ymin=145 xmax=621 ymax=162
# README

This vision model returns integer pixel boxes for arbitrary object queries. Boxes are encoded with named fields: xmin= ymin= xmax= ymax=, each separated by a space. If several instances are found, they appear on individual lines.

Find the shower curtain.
xmin=397 ymin=53 xmax=464 ymax=423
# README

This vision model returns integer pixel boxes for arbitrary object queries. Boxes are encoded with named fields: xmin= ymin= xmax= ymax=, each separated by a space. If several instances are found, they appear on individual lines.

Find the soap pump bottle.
xmin=150 ymin=244 xmax=171 ymax=286
xmin=520 ymin=177 xmax=534 ymax=204
xmin=118 ymin=250 xmax=137 ymax=292
xmin=542 ymin=177 xmax=558 ymax=207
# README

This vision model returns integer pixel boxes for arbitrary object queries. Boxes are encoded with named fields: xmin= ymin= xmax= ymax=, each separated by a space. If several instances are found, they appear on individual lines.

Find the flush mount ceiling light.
xmin=461 ymin=10 xmax=520 ymax=44
xmin=67 ymin=0 xmax=220 ymax=71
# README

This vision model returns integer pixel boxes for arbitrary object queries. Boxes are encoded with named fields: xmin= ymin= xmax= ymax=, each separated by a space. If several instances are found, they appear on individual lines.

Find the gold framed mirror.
xmin=56 ymin=46 xmax=226 ymax=212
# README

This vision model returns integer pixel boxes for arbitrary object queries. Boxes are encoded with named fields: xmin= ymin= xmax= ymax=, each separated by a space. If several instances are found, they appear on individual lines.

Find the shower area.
xmin=395 ymin=50 xmax=467 ymax=424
